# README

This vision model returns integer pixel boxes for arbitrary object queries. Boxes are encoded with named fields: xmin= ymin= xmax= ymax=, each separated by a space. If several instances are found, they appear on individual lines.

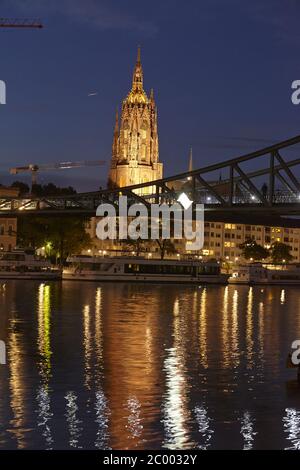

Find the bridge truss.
xmin=2 ymin=135 xmax=300 ymax=222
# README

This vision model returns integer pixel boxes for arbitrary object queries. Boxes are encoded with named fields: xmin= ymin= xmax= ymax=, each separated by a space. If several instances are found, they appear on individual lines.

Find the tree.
xmin=270 ymin=242 xmax=293 ymax=263
xmin=239 ymin=238 xmax=269 ymax=261
xmin=156 ymin=239 xmax=177 ymax=260
xmin=32 ymin=183 xmax=76 ymax=197
xmin=11 ymin=181 xmax=30 ymax=195
xmin=120 ymin=238 xmax=150 ymax=256
xmin=17 ymin=216 xmax=91 ymax=264
xmin=17 ymin=217 xmax=47 ymax=249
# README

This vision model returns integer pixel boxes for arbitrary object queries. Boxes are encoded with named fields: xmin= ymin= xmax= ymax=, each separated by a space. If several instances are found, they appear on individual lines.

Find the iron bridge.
xmin=2 ymin=135 xmax=300 ymax=223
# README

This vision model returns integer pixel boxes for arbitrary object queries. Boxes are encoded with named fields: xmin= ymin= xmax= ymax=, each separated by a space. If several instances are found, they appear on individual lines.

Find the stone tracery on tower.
xmin=108 ymin=47 xmax=163 ymax=190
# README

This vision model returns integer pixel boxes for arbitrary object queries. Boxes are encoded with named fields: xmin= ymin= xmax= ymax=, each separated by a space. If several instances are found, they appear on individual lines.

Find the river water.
xmin=0 ymin=280 xmax=300 ymax=450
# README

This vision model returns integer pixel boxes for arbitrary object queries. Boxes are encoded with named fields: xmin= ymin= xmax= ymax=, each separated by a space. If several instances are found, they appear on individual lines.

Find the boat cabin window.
xmin=124 ymin=263 xmax=220 ymax=276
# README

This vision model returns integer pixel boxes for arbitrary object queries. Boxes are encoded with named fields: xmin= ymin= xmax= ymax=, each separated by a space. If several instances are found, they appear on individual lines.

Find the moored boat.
xmin=229 ymin=263 xmax=300 ymax=285
xmin=63 ymin=256 xmax=229 ymax=284
xmin=0 ymin=249 xmax=61 ymax=280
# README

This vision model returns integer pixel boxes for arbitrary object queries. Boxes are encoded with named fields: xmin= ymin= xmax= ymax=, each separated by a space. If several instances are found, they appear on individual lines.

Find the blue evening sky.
xmin=0 ymin=0 xmax=300 ymax=190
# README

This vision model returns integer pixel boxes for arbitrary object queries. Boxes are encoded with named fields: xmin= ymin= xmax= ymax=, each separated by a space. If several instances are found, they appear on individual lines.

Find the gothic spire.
xmin=137 ymin=45 xmax=141 ymax=63
xmin=112 ymin=107 xmax=119 ymax=160
xmin=188 ymin=147 xmax=193 ymax=172
xmin=114 ymin=108 xmax=119 ymax=134
xmin=132 ymin=45 xmax=143 ymax=90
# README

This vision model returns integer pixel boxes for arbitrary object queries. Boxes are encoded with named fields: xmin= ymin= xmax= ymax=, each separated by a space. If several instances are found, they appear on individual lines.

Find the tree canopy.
xmin=17 ymin=216 xmax=91 ymax=263
xmin=239 ymin=238 xmax=269 ymax=261
xmin=270 ymin=242 xmax=293 ymax=263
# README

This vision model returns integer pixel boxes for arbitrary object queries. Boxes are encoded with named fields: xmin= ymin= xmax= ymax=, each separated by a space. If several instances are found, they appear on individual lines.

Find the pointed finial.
xmin=132 ymin=45 xmax=143 ymax=90
xmin=150 ymin=88 xmax=154 ymax=100
xmin=137 ymin=45 xmax=141 ymax=63
xmin=188 ymin=147 xmax=193 ymax=172
xmin=114 ymin=107 xmax=119 ymax=132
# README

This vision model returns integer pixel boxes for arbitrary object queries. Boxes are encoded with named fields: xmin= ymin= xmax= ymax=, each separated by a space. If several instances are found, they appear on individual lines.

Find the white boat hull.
xmin=63 ymin=271 xmax=229 ymax=284
xmin=0 ymin=271 xmax=61 ymax=280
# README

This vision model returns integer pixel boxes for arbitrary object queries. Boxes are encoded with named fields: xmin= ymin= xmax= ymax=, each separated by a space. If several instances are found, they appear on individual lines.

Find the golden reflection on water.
xmin=280 ymin=289 xmax=285 ymax=305
xmin=221 ymin=286 xmax=230 ymax=368
xmin=37 ymin=284 xmax=52 ymax=381
xmin=83 ymin=304 xmax=92 ymax=390
xmin=199 ymin=289 xmax=208 ymax=369
xmin=104 ymin=286 xmax=163 ymax=450
xmin=163 ymin=295 xmax=195 ymax=449
xmin=36 ymin=283 xmax=53 ymax=449
xmin=2 ymin=282 xmax=300 ymax=449
xmin=258 ymin=301 xmax=264 ymax=366
xmin=95 ymin=288 xmax=103 ymax=376
xmin=8 ymin=322 xmax=26 ymax=448
xmin=246 ymin=288 xmax=254 ymax=369
xmin=93 ymin=287 xmax=109 ymax=449
xmin=231 ymin=289 xmax=240 ymax=368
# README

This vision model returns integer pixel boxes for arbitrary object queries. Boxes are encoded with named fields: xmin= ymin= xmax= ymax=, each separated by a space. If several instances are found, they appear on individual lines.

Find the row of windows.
xmin=0 ymin=225 xmax=15 ymax=236
xmin=203 ymin=232 xmax=299 ymax=244
xmin=203 ymin=223 xmax=299 ymax=235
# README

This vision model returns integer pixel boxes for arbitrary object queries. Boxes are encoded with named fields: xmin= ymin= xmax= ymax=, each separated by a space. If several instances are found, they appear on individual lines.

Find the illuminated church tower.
xmin=108 ymin=48 xmax=163 ymax=188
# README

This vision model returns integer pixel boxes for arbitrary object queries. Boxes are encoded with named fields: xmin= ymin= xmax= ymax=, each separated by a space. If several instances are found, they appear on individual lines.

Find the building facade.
xmin=184 ymin=222 xmax=300 ymax=262
xmin=86 ymin=219 xmax=300 ymax=262
xmin=108 ymin=48 xmax=163 ymax=189
xmin=0 ymin=187 xmax=18 ymax=252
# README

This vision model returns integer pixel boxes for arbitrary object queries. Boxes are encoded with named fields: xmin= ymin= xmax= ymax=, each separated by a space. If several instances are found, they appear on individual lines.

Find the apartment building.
xmin=85 ymin=217 xmax=300 ymax=262
xmin=0 ymin=186 xmax=19 ymax=252
xmin=185 ymin=222 xmax=300 ymax=262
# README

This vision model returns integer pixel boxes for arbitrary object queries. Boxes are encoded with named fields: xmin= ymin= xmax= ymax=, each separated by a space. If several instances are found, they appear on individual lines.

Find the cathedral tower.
xmin=108 ymin=48 xmax=163 ymax=189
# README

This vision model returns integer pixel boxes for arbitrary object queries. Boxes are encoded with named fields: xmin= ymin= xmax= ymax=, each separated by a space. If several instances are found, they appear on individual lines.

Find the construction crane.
xmin=0 ymin=18 xmax=43 ymax=28
xmin=10 ymin=160 xmax=106 ymax=188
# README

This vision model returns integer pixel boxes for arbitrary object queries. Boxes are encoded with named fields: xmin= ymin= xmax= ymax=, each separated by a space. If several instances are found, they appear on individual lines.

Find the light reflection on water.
xmin=283 ymin=408 xmax=300 ymax=450
xmin=240 ymin=411 xmax=257 ymax=450
xmin=0 ymin=281 xmax=300 ymax=449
